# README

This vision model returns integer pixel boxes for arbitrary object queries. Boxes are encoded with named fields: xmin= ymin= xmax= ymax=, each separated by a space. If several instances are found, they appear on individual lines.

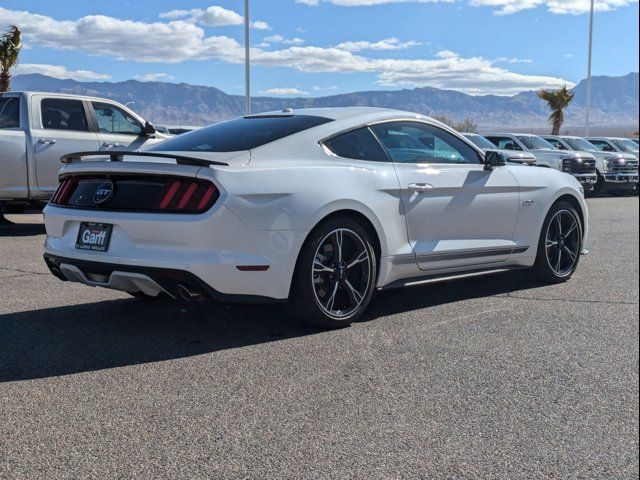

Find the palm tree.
xmin=0 ymin=26 xmax=23 ymax=92
xmin=537 ymin=85 xmax=574 ymax=135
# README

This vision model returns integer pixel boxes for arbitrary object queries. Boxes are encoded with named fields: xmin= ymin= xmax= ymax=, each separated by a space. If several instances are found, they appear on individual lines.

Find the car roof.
xmin=250 ymin=107 xmax=421 ymax=122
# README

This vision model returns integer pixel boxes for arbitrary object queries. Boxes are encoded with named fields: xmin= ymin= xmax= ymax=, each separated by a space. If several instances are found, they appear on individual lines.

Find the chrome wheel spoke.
xmin=347 ymin=250 xmax=368 ymax=269
xmin=563 ymin=245 xmax=577 ymax=261
xmin=313 ymin=259 xmax=333 ymax=274
xmin=343 ymin=279 xmax=364 ymax=306
xmin=556 ymin=213 xmax=563 ymax=237
xmin=331 ymin=230 xmax=344 ymax=262
xmin=324 ymin=281 xmax=339 ymax=311
xmin=564 ymin=221 xmax=578 ymax=238
xmin=555 ymin=248 xmax=562 ymax=272
xmin=546 ymin=240 xmax=558 ymax=249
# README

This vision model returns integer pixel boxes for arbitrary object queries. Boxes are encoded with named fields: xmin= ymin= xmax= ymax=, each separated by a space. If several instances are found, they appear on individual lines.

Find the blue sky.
xmin=1 ymin=0 xmax=638 ymax=96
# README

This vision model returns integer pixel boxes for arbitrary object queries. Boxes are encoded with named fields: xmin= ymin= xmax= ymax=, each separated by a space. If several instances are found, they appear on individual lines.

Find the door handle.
xmin=408 ymin=183 xmax=434 ymax=193
xmin=102 ymin=142 xmax=121 ymax=148
xmin=37 ymin=138 xmax=56 ymax=145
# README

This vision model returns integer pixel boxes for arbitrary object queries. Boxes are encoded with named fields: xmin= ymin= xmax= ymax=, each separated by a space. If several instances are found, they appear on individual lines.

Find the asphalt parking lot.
xmin=1 ymin=197 xmax=638 ymax=479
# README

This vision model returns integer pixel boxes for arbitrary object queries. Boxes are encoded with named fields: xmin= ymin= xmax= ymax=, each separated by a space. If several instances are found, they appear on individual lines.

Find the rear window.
xmin=149 ymin=115 xmax=333 ymax=152
xmin=0 ymin=97 xmax=20 ymax=129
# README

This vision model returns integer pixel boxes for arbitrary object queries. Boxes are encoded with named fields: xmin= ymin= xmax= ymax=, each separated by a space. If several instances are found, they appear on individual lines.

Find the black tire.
xmin=288 ymin=216 xmax=377 ymax=328
xmin=532 ymin=201 xmax=583 ymax=283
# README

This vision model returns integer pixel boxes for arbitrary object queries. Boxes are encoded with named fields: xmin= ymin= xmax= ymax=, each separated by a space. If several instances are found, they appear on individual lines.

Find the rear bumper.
xmin=43 ymin=204 xmax=308 ymax=300
xmin=44 ymin=254 xmax=282 ymax=303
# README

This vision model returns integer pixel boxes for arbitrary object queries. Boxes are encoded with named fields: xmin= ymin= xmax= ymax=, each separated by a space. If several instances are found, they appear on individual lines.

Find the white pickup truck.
xmin=0 ymin=91 xmax=167 ymax=215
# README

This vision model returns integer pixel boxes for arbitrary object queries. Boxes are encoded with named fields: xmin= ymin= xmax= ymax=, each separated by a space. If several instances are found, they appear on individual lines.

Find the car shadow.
xmin=0 ymin=270 xmax=540 ymax=382
xmin=0 ymin=223 xmax=46 ymax=237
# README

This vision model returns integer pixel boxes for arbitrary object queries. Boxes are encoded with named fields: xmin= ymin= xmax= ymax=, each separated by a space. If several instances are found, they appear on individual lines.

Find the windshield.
xmin=612 ymin=139 xmax=640 ymax=152
xmin=464 ymin=134 xmax=496 ymax=150
xmin=563 ymin=137 xmax=598 ymax=152
xmin=516 ymin=135 xmax=555 ymax=150
xmin=148 ymin=115 xmax=333 ymax=152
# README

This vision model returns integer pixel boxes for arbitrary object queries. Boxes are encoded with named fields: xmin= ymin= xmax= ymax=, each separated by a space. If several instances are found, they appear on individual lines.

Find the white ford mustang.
xmin=43 ymin=107 xmax=588 ymax=327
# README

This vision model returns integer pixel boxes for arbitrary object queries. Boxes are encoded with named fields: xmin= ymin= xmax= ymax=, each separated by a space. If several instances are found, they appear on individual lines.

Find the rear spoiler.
xmin=60 ymin=151 xmax=229 ymax=167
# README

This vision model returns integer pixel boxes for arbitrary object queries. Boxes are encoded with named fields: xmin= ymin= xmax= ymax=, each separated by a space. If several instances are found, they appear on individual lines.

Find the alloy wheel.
xmin=311 ymin=228 xmax=373 ymax=319
xmin=544 ymin=209 xmax=581 ymax=277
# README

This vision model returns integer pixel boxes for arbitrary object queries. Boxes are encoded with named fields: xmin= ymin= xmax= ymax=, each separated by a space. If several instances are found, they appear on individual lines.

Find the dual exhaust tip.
xmin=176 ymin=283 xmax=204 ymax=302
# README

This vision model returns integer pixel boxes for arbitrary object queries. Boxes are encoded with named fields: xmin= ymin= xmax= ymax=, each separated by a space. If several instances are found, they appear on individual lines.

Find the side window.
xmin=92 ymin=102 xmax=142 ymax=135
xmin=41 ymin=98 xmax=89 ymax=131
xmin=546 ymin=138 xmax=566 ymax=150
xmin=370 ymin=122 xmax=482 ymax=164
xmin=590 ymin=140 xmax=615 ymax=152
xmin=323 ymin=127 xmax=388 ymax=162
xmin=486 ymin=136 xmax=522 ymax=151
xmin=0 ymin=97 xmax=20 ymax=129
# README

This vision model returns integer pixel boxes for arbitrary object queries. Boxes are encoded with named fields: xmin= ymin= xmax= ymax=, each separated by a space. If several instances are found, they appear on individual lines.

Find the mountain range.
xmin=12 ymin=72 xmax=639 ymax=132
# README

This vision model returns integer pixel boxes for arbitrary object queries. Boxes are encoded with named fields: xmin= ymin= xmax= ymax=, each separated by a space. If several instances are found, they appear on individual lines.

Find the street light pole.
xmin=585 ymin=0 xmax=595 ymax=136
xmin=244 ymin=0 xmax=251 ymax=115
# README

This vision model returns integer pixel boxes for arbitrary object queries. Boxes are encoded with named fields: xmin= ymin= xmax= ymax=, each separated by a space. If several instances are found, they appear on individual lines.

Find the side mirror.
xmin=484 ymin=151 xmax=507 ymax=170
xmin=142 ymin=120 xmax=156 ymax=136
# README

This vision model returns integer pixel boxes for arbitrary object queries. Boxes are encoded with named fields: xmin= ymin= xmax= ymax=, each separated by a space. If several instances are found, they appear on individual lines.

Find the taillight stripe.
xmin=158 ymin=181 xmax=181 ymax=209
xmin=177 ymin=182 xmax=198 ymax=209
xmin=61 ymin=178 xmax=79 ymax=204
xmin=197 ymin=186 xmax=216 ymax=210
xmin=51 ymin=179 xmax=67 ymax=204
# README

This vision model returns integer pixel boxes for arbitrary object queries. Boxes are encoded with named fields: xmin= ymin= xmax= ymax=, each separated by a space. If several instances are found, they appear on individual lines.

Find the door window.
xmin=545 ymin=138 xmax=566 ymax=150
xmin=41 ymin=98 xmax=89 ymax=131
xmin=0 ymin=97 xmax=20 ymax=129
xmin=589 ymin=140 xmax=616 ymax=152
xmin=92 ymin=102 xmax=142 ymax=135
xmin=485 ymin=136 xmax=523 ymax=151
xmin=370 ymin=122 xmax=482 ymax=164
xmin=323 ymin=127 xmax=389 ymax=162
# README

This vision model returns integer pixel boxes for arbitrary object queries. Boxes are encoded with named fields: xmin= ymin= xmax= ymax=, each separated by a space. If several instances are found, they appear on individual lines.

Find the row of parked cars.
xmin=463 ymin=132 xmax=639 ymax=196
xmin=1 ymin=90 xmax=638 ymax=216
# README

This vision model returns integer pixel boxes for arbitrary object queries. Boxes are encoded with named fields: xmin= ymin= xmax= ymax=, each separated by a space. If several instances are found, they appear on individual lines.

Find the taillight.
xmin=50 ymin=177 xmax=78 ymax=205
xmin=50 ymin=175 xmax=219 ymax=214
xmin=156 ymin=180 xmax=219 ymax=213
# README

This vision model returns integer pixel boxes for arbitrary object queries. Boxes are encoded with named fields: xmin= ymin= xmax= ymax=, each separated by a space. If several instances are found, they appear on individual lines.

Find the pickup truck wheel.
xmin=533 ymin=201 xmax=582 ymax=283
xmin=288 ymin=216 xmax=377 ymax=329
xmin=589 ymin=174 xmax=604 ymax=196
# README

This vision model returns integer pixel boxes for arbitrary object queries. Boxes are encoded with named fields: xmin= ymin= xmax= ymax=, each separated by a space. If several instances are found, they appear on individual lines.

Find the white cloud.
xmin=0 ymin=7 xmax=574 ymax=95
xmin=133 ymin=72 xmax=175 ymax=82
xmin=199 ymin=6 xmax=243 ymax=26
xmin=336 ymin=37 xmax=421 ymax=51
xmin=298 ymin=0 xmax=637 ymax=14
xmin=251 ymin=21 xmax=272 ymax=30
xmin=564 ymin=53 xmax=574 ymax=58
xmin=159 ymin=6 xmax=270 ymax=29
xmin=494 ymin=56 xmax=533 ymax=64
xmin=262 ymin=87 xmax=309 ymax=95
xmin=471 ymin=0 xmax=638 ymax=14
xmin=13 ymin=63 xmax=111 ymax=81
xmin=0 ymin=7 xmax=244 ymax=63
xmin=436 ymin=50 xmax=458 ymax=59
xmin=263 ymin=35 xmax=305 ymax=45
xmin=297 ymin=0 xmax=451 ymax=5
